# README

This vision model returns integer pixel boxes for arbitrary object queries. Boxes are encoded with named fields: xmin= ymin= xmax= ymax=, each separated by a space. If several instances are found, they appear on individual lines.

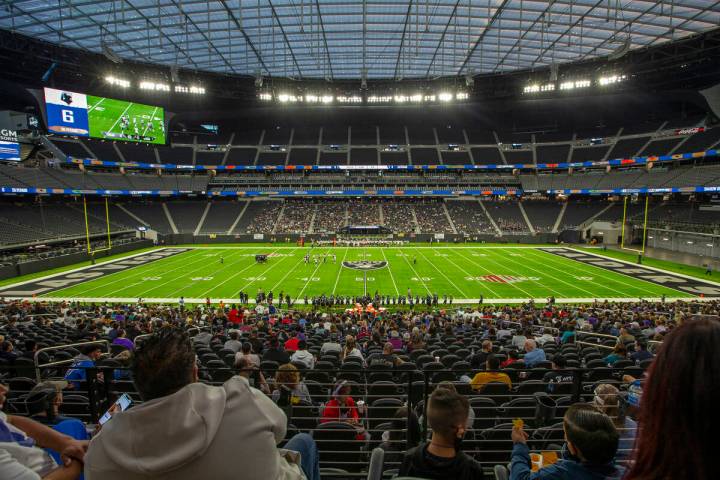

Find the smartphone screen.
xmin=99 ymin=393 xmax=132 ymax=425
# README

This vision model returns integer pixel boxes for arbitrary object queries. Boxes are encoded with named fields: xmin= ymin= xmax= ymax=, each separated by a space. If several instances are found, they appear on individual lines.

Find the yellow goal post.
xmin=619 ymin=194 xmax=649 ymax=255
xmin=83 ymin=195 xmax=112 ymax=255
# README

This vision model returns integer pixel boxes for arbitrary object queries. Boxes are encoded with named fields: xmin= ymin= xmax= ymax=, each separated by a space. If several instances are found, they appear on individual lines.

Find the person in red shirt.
xmin=284 ymin=330 xmax=300 ymax=352
xmin=321 ymin=380 xmax=368 ymax=440
xmin=228 ymin=305 xmax=243 ymax=326
xmin=500 ymin=349 xmax=520 ymax=368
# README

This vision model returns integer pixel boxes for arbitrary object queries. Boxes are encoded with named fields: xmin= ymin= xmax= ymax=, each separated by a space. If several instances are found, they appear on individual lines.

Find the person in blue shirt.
xmin=522 ymin=339 xmax=546 ymax=368
xmin=602 ymin=344 xmax=627 ymax=366
xmin=560 ymin=325 xmax=576 ymax=344
xmin=510 ymin=403 xmax=625 ymax=480
xmin=629 ymin=340 xmax=653 ymax=364
xmin=64 ymin=344 xmax=103 ymax=390
xmin=25 ymin=381 xmax=90 ymax=475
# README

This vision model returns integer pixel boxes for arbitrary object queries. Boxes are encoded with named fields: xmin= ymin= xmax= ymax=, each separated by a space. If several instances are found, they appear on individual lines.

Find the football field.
xmin=2 ymin=245 xmax=711 ymax=304
xmin=87 ymin=95 xmax=165 ymax=144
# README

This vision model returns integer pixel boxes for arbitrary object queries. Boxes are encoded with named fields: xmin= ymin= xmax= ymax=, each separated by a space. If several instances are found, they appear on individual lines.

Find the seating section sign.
xmin=0 ymin=129 xmax=20 ymax=162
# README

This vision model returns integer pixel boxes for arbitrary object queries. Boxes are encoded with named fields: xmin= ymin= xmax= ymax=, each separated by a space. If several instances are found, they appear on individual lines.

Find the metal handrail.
xmin=33 ymin=339 xmax=109 ymax=382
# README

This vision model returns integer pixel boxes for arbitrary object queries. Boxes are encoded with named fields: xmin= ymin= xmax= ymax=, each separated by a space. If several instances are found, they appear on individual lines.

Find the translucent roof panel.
xmin=0 ymin=0 xmax=718 ymax=79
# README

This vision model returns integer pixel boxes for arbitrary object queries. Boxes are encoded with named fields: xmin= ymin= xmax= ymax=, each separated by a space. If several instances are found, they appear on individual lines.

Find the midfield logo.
xmin=342 ymin=261 xmax=388 ymax=271
xmin=473 ymin=275 xmax=539 ymax=284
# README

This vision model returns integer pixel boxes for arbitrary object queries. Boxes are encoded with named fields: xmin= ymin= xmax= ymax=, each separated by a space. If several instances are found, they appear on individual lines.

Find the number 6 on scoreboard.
xmin=62 ymin=109 xmax=74 ymax=123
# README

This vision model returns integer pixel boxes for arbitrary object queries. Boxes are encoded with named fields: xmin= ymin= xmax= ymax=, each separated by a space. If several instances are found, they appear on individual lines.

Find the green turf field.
xmin=36 ymin=245 xmax=694 ymax=303
xmin=87 ymin=95 xmax=165 ymax=145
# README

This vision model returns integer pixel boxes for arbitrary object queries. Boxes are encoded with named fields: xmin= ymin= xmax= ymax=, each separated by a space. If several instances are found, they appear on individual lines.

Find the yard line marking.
xmin=332 ymin=247 xmax=350 ymax=295
xmin=472 ymin=248 xmax=585 ymax=297
xmin=105 ymin=102 xmax=134 ymax=136
xmin=270 ymin=249 xmax=307 ymax=293
xmin=522 ymin=249 xmax=639 ymax=297
xmin=87 ymin=97 xmax=105 ymax=113
xmin=298 ymin=248 xmax=331 ymax=299
xmin=197 ymin=249 xmax=274 ymax=297
xmin=61 ymin=249 xmax=208 ymax=296
xmin=130 ymin=250 xmax=243 ymax=297
xmin=415 ymin=248 xmax=468 ymax=297
xmin=237 ymin=248 xmax=300 ymax=293
xmin=395 ymin=249 xmax=432 ymax=294
xmin=540 ymin=248 xmax=690 ymax=297
xmin=380 ymin=247 xmax=400 ymax=296
xmin=524 ymin=248 xmax=663 ymax=297
xmin=451 ymin=248 xmax=535 ymax=298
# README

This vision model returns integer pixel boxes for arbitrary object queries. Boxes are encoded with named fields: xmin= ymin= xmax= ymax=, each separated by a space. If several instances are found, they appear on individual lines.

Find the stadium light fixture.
xmin=320 ymin=95 xmax=334 ymax=104
xmin=599 ymin=74 xmax=626 ymax=86
xmin=188 ymin=86 xmax=205 ymax=94
xmin=337 ymin=96 xmax=362 ymax=103
xmin=175 ymin=85 xmax=188 ymax=93
xmin=105 ymin=76 xmax=130 ymax=88
xmin=140 ymin=81 xmax=170 ymax=92
xmin=438 ymin=92 xmax=453 ymax=102
xmin=259 ymin=92 xmax=273 ymax=101
xmin=409 ymin=94 xmax=423 ymax=103
xmin=278 ymin=93 xmax=298 ymax=103
xmin=424 ymin=95 xmax=436 ymax=102
xmin=394 ymin=95 xmax=409 ymax=103
xmin=559 ymin=80 xmax=591 ymax=90
xmin=305 ymin=94 xmax=319 ymax=103
xmin=456 ymin=92 xmax=469 ymax=100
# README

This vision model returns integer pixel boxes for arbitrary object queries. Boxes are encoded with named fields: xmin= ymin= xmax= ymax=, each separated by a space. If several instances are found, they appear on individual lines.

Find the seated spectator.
xmin=626 ymin=317 xmax=720 ymax=479
xmin=0 ymin=383 xmax=86 ymax=480
xmin=592 ymin=384 xmax=636 ymax=462
xmin=111 ymin=330 xmax=133 ymax=351
xmin=501 ymin=350 xmax=520 ymax=368
xmin=510 ymin=403 xmax=624 ymax=479
xmin=321 ymin=380 xmax=360 ymax=425
xmin=223 ymin=331 xmax=242 ymax=353
xmin=629 ymin=340 xmax=653 ymax=364
xmin=20 ymin=339 xmax=39 ymax=361
xmin=262 ymin=336 xmax=291 ymax=365
xmin=290 ymin=340 xmax=315 ymax=369
xmin=617 ymin=327 xmax=635 ymax=345
xmin=469 ymin=340 xmax=493 ymax=370
xmin=64 ymin=345 xmax=103 ymax=390
xmin=236 ymin=342 xmax=261 ymax=368
xmin=603 ymin=344 xmax=627 ymax=366
xmin=470 ymin=355 xmax=512 ymax=392
xmin=407 ymin=330 xmax=426 ymax=352
xmin=85 ymin=328 xmax=320 ymax=480
xmin=511 ymin=330 xmax=530 ymax=349
xmin=25 ymin=381 xmax=90 ymax=469
xmin=369 ymin=342 xmax=404 ymax=368
xmin=284 ymin=330 xmax=300 ymax=352
xmin=0 ymin=340 xmax=18 ymax=363
xmin=400 ymin=387 xmax=485 ymax=480
xmin=522 ymin=339 xmax=546 ymax=368
xmin=234 ymin=355 xmax=270 ymax=394
xmin=320 ymin=334 xmax=342 ymax=355
xmin=271 ymin=364 xmax=312 ymax=406
xmin=340 ymin=335 xmax=364 ymax=363
xmin=380 ymin=406 xmax=421 ymax=464
xmin=431 ymin=382 xmax=475 ymax=430
xmin=543 ymin=354 xmax=574 ymax=393
xmin=112 ymin=351 xmax=132 ymax=381
xmin=560 ymin=325 xmax=576 ymax=344
xmin=387 ymin=330 xmax=403 ymax=351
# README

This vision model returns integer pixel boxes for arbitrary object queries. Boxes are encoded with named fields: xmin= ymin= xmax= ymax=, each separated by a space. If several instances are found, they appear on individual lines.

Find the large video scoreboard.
xmin=44 ymin=88 xmax=166 ymax=145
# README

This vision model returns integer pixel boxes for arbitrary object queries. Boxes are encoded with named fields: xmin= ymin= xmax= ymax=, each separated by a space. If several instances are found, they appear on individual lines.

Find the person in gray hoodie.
xmin=290 ymin=340 xmax=315 ymax=369
xmin=84 ymin=328 xmax=320 ymax=480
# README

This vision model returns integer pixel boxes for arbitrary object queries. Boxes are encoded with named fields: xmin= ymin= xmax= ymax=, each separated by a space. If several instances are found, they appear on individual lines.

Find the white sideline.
xmin=5 ymin=296 xmax=713 ymax=305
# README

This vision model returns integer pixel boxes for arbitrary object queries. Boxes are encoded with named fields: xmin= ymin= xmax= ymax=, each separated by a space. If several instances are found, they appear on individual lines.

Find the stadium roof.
xmin=1 ymin=1 xmax=718 ymax=80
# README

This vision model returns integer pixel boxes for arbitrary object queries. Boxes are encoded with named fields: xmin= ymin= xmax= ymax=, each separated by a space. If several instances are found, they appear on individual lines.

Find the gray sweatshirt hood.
xmin=99 ymin=382 xmax=226 ymax=474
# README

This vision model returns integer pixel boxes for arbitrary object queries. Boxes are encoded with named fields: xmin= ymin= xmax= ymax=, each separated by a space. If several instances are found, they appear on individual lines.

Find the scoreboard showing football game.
xmin=44 ymin=87 xmax=166 ymax=145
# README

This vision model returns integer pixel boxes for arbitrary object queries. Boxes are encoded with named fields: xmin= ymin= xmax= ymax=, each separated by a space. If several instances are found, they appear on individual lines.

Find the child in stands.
xmin=510 ymin=403 xmax=625 ymax=480
xmin=399 ymin=388 xmax=485 ymax=480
